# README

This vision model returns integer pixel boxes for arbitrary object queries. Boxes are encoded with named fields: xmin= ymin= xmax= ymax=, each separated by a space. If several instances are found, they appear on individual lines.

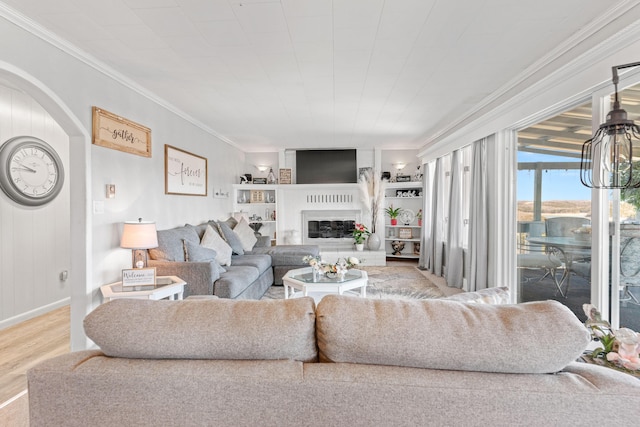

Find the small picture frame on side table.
xmin=398 ymin=228 xmax=413 ymax=239
xmin=122 ymin=268 xmax=156 ymax=289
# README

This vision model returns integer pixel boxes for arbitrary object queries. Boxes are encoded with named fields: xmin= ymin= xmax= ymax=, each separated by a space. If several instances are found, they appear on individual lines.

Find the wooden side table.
xmin=100 ymin=276 xmax=186 ymax=302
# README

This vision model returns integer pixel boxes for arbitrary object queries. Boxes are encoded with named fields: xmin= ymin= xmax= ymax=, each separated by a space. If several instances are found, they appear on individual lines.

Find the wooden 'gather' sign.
xmin=92 ymin=107 xmax=152 ymax=157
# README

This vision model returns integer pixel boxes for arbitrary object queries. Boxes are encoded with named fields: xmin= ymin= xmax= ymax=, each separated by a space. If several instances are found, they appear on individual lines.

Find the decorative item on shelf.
xmin=252 ymin=177 xmax=267 ymax=184
xmin=417 ymin=209 xmax=423 ymax=227
xmin=580 ymin=61 xmax=640 ymax=189
xmin=250 ymin=190 xmax=265 ymax=203
xmin=279 ymin=168 xmax=292 ymax=184
xmin=237 ymin=192 xmax=247 ymax=203
xmin=396 ymin=175 xmax=412 ymax=182
xmin=396 ymin=190 xmax=420 ymax=197
xmin=398 ymin=208 xmax=415 ymax=225
xmin=391 ymin=240 xmax=405 ymax=255
xmin=583 ymin=304 xmax=639 ymax=373
xmin=398 ymin=228 xmax=412 ymax=239
xmin=382 ymin=171 xmax=391 ymax=180
xmin=265 ymin=192 xmax=275 ymax=203
xmin=385 ymin=205 xmax=401 ymax=226
xmin=359 ymin=168 xmax=387 ymax=251
xmin=240 ymin=174 xmax=252 ymax=184
xmin=352 ymin=223 xmax=370 ymax=252
xmin=120 ymin=218 xmax=158 ymax=269
xmin=267 ymin=168 xmax=277 ymax=184
xmin=249 ymin=222 xmax=263 ymax=236
xmin=413 ymin=164 xmax=423 ymax=182
xmin=413 ymin=242 xmax=421 ymax=255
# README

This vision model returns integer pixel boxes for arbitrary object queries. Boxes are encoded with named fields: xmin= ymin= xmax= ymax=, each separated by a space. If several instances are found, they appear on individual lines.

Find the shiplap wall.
xmin=0 ymin=83 xmax=70 ymax=328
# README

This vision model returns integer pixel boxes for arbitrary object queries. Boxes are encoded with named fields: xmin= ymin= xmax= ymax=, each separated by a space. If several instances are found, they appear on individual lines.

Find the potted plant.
xmin=416 ymin=209 xmax=423 ymax=227
xmin=352 ymin=223 xmax=370 ymax=251
xmin=385 ymin=205 xmax=401 ymax=226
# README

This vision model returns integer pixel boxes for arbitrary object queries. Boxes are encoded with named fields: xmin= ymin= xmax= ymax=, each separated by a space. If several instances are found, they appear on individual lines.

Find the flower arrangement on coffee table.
xmin=583 ymin=304 xmax=640 ymax=373
xmin=303 ymin=255 xmax=361 ymax=279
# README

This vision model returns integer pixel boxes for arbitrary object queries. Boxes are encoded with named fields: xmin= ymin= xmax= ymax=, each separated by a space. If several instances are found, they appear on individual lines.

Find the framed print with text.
xmin=164 ymin=145 xmax=207 ymax=196
xmin=92 ymin=107 xmax=152 ymax=157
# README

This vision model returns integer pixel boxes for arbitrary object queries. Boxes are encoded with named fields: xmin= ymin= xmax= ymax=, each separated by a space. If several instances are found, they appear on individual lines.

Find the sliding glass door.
xmin=516 ymin=102 xmax=593 ymax=320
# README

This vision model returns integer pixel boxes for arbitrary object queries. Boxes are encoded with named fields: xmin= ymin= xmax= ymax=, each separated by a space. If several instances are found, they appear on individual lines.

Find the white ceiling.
xmin=1 ymin=0 xmax=635 ymax=152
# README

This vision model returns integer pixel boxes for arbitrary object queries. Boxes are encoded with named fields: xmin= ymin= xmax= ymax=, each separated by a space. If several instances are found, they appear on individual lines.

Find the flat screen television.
xmin=295 ymin=149 xmax=357 ymax=184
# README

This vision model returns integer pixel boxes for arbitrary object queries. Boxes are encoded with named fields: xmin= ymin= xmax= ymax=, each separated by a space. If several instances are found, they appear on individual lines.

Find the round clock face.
xmin=0 ymin=136 xmax=65 ymax=206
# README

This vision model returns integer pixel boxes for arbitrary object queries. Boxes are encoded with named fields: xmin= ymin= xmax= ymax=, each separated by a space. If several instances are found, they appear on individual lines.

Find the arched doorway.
xmin=0 ymin=61 xmax=92 ymax=350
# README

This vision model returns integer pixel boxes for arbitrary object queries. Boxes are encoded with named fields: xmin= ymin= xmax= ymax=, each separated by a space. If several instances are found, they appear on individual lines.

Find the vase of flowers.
xmin=302 ymin=255 xmax=362 ymax=279
xmin=358 ymin=169 xmax=387 ymax=250
xmin=352 ymin=223 xmax=369 ymax=251
xmin=583 ymin=304 xmax=640 ymax=372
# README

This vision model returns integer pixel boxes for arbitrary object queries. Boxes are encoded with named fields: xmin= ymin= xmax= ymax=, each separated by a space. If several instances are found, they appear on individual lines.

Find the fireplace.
xmin=302 ymin=210 xmax=361 ymax=248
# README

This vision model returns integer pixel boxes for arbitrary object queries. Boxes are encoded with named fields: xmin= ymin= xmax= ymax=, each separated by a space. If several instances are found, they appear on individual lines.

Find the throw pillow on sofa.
xmin=182 ymin=239 xmax=226 ymax=274
xmin=233 ymin=217 xmax=258 ymax=252
xmin=215 ymin=221 xmax=245 ymax=255
xmin=149 ymin=225 xmax=200 ymax=261
xmin=201 ymin=225 xmax=232 ymax=266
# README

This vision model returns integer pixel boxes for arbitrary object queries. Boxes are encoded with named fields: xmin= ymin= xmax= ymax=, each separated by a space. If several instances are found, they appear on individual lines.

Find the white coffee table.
xmin=100 ymin=276 xmax=186 ymax=302
xmin=283 ymin=267 xmax=368 ymax=303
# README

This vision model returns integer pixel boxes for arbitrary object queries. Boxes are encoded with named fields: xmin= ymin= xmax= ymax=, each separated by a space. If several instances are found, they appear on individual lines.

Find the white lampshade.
xmin=120 ymin=220 xmax=158 ymax=249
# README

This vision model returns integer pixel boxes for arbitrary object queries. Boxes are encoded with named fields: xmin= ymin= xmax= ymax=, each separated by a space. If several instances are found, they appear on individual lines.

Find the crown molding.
xmin=419 ymin=0 xmax=640 ymax=157
xmin=0 ymin=2 xmax=242 ymax=151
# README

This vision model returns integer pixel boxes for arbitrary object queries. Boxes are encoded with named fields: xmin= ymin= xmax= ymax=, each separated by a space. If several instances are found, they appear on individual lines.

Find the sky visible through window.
xmin=517 ymin=151 xmax=591 ymax=201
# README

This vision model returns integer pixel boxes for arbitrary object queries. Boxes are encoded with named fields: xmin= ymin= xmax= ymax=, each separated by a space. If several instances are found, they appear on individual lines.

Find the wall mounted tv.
xmin=296 ymin=149 xmax=357 ymax=184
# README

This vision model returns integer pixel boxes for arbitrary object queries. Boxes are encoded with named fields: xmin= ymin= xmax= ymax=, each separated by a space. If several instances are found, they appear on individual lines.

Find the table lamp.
xmin=120 ymin=218 xmax=158 ymax=268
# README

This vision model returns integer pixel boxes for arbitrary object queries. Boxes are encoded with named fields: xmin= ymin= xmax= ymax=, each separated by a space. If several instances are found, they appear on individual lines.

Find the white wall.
xmin=0 ymin=14 xmax=246 ymax=346
xmin=0 ymin=84 xmax=71 ymax=327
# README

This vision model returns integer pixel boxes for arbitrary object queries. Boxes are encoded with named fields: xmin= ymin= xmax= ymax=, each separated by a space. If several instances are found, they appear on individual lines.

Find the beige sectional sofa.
xmin=28 ymin=296 xmax=640 ymax=426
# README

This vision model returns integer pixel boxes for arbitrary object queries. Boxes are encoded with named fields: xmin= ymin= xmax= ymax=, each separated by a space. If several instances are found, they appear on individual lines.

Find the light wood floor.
xmin=0 ymin=305 xmax=70 ymax=405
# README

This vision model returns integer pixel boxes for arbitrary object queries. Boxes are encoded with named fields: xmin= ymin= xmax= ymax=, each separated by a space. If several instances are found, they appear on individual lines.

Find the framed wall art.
xmin=92 ymin=107 xmax=152 ymax=157
xmin=164 ymin=145 xmax=208 ymax=196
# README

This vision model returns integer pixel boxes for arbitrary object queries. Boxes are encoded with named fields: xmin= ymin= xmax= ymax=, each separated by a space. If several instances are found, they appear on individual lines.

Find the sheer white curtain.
xmin=426 ymin=157 xmax=448 ymax=276
xmin=446 ymin=150 xmax=464 ymax=287
xmin=467 ymin=138 xmax=488 ymax=291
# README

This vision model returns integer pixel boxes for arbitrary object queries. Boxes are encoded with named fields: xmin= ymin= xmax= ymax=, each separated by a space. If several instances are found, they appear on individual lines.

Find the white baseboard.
xmin=0 ymin=297 xmax=70 ymax=331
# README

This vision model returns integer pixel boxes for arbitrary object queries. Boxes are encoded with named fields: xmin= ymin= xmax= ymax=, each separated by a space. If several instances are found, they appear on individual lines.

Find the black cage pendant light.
xmin=580 ymin=61 xmax=640 ymax=189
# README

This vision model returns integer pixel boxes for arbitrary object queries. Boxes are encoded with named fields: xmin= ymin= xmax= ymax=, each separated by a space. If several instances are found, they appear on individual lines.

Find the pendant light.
xmin=580 ymin=61 xmax=640 ymax=189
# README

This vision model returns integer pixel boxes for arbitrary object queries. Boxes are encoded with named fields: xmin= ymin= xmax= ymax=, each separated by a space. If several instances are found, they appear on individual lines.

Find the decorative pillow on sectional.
xmin=200 ymin=225 xmax=232 ymax=266
xmin=233 ymin=217 xmax=258 ymax=252
xmin=84 ymin=298 xmax=318 ymax=362
xmin=315 ymin=296 xmax=590 ymax=374
xmin=445 ymin=287 xmax=510 ymax=304
xmin=182 ymin=239 xmax=226 ymax=274
xmin=216 ymin=221 xmax=244 ymax=255
xmin=148 ymin=226 xmax=200 ymax=261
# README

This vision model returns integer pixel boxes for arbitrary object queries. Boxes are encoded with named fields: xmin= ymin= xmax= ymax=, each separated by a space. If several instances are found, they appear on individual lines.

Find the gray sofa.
xmin=147 ymin=221 xmax=319 ymax=299
xmin=28 ymin=296 xmax=640 ymax=426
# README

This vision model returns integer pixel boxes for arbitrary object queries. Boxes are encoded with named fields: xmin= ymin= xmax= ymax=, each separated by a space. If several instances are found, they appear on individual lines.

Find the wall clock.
xmin=0 ymin=136 xmax=65 ymax=206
